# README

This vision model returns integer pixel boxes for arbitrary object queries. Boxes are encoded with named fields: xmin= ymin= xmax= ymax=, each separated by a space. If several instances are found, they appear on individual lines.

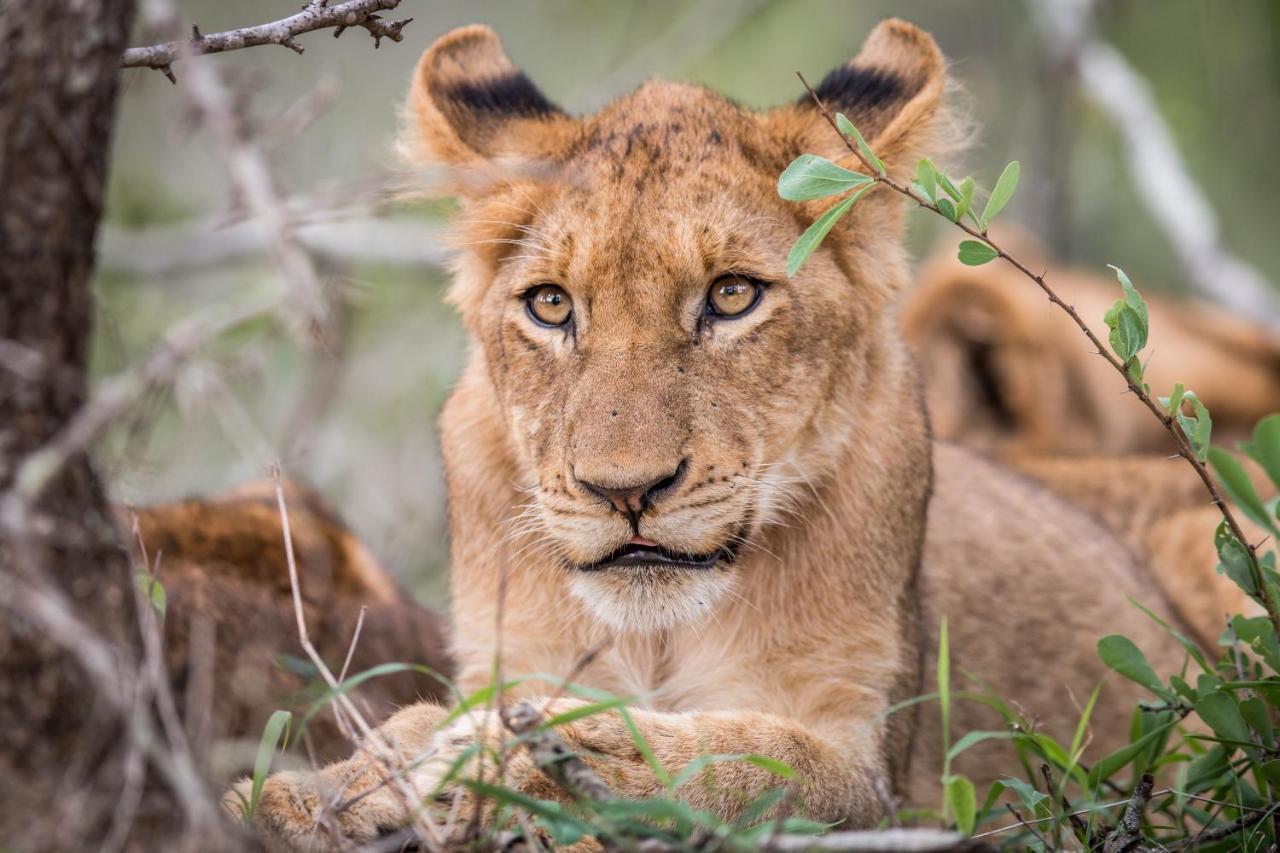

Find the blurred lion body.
xmin=235 ymin=20 xmax=1218 ymax=847
xmin=124 ymin=480 xmax=451 ymax=777
xmin=902 ymin=239 xmax=1280 ymax=644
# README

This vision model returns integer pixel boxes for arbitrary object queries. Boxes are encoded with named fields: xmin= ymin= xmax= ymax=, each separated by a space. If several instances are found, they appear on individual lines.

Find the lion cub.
xmin=238 ymin=20 xmax=1195 ymax=845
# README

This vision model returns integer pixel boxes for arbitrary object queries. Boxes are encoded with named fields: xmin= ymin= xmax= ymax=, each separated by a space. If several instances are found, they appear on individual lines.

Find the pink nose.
xmin=575 ymin=459 xmax=688 ymax=518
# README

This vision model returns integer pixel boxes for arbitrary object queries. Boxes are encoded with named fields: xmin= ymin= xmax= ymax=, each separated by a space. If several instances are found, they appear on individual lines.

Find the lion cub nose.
xmin=576 ymin=459 xmax=688 ymax=517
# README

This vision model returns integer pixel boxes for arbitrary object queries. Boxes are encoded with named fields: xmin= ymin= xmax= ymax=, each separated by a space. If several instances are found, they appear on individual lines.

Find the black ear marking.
xmin=806 ymin=64 xmax=907 ymax=113
xmin=442 ymin=71 xmax=565 ymax=119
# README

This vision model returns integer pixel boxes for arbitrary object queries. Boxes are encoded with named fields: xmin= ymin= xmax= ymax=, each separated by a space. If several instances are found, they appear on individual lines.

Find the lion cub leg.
xmin=236 ymin=698 xmax=883 ymax=846
xmin=225 ymin=702 xmax=452 ymax=848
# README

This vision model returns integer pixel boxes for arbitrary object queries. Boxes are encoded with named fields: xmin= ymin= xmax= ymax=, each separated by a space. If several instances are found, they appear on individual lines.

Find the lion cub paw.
xmin=223 ymin=712 xmax=504 ymax=850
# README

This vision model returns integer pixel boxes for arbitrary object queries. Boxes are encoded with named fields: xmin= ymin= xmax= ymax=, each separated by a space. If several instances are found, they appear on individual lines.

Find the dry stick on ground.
xmin=500 ymin=702 xmax=614 ymax=803
xmin=271 ymin=469 xmax=448 ymax=850
xmin=122 ymin=0 xmax=412 ymax=80
xmin=1102 ymin=772 xmax=1154 ymax=853
xmin=497 ymin=701 xmax=984 ymax=853
xmin=1003 ymin=804 xmax=1051 ymax=850
xmin=1165 ymin=803 xmax=1278 ymax=851
xmin=797 ymin=72 xmax=1280 ymax=643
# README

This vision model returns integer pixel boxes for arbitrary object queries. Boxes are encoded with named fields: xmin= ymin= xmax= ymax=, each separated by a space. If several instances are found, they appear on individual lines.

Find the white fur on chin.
xmin=567 ymin=566 xmax=736 ymax=633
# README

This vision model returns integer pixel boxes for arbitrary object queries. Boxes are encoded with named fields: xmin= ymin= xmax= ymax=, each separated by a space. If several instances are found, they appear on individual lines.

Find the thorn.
xmin=160 ymin=64 xmax=177 ymax=84
xmin=280 ymin=36 xmax=305 ymax=55
xmin=191 ymin=24 xmax=201 ymax=39
xmin=333 ymin=25 xmax=347 ymax=39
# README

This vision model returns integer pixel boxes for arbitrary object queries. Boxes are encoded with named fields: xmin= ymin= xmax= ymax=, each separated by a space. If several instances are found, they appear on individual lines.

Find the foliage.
xmin=768 ymin=111 xmax=1280 ymax=849
xmin=240 ymin=109 xmax=1280 ymax=853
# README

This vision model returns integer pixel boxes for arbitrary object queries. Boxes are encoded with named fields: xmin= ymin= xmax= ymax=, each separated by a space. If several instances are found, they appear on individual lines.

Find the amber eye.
xmin=706 ymin=275 xmax=762 ymax=319
xmin=526 ymin=284 xmax=573 ymax=327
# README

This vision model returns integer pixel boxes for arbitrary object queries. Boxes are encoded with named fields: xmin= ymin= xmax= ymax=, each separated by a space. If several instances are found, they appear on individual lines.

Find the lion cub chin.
xmin=568 ymin=566 xmax=738 ymax=632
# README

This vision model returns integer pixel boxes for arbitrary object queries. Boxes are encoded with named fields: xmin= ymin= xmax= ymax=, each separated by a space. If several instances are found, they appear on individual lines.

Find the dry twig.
xmin=270 ymin=468 xmax=447 ymax=849
xmin=1102 ymin=772 xmax=1154 ymax=853
xmin=500 ymin=701 xmax=614 ymax=802
xmin=122 ymin=0 xmax=412 ymax=78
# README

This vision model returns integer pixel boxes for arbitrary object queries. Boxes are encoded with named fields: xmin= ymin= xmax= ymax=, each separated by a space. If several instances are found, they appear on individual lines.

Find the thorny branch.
xmin=122 ymin=0 xmax=413 ymax=80
xmin=797 ymin=71 xmax=1280 ymax=645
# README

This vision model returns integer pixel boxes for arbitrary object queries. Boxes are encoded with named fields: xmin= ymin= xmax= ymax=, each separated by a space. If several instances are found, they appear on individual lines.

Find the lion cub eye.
xmin=706 ymin=274 xmax=763 ymax=319
xmin=525 ymin=284 xmax=573 ymax=327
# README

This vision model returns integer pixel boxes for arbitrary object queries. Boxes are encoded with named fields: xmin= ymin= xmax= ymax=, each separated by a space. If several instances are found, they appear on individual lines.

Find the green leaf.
xmin=1216 ymin=522 xmax=1257 ymax=597
xmin=937 ymin=172 xmax=963 ymax=202
xmin=134 ymin=568 xmax=166 ymax=620
xmin=1098 ymin=635 xmax=1171 ymax=699
xmin=1242 ymin=414 xmax=1280 ymax=493
xmin=786 ymin=184 xmax=873 ymax=276
xmin=947 ymin=730 xmax=1016 ymax=762
xmin=777 ymin=154 xmax=873 ymax=201
xmin=539 ymin=695 xmax=637 ymax=730
xmin=1102 ymin=265 xmax=1150 ymax=365
xmin=980 ymin=161 xmax=1020 ymax=230
xmin=936 ymin=196 xmax=957 ymax=222
xmin=1231 ymin=615 xmax=1280 ymax=672
xmin=998 ymin=776 xmax=1048 ymax=813
xmin=1162 ymin=383 xmax=1186 ymax=418
xmin=945 ymin=775 xmax=977 ymax=836
xmin=464 ymin=781 xmax=594 ymax=840
xmin=1194 ymin=691 xmax=1252 ymax=746
xmin=957 ymin=240 xmax=999 ymax=266
xmin=1175 ymin=391 xmax=1213 ymax=461
xmin=1109 ymin=264 xmax=1150 ymax=327
xmin=621 ymin=708 xmax=672 ymax=787
xmin=916 ymin=159 xmax=939 ymax=202
xmin=302 ymin=662 xmax=448 ymax=728
xmin=938 ymin=616 xmax=951 ymax=766
xmin=955 ymin=176 xmax=976 ymax=222
xmin=835 ymin=113 xmax=884 ymax=173
xmin=1129 ymin=597 xmax=1210 ymax=673
xmin=1086 ymin=718 xmax=1181 ymax=786
xmin=1209 ymin=447 xmax=1277 ymax=534
xmin=1240 ymin=696 xmax=1273 ymax=742
xmin=741 ymin=754 xmax=798 ymax=780
xmin=247 ymin=710 xmax=292 ymax=820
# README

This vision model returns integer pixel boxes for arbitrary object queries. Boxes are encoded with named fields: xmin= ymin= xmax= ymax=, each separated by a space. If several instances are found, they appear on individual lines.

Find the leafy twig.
xmin=795 ymin=71 xmax=1280 ymax=643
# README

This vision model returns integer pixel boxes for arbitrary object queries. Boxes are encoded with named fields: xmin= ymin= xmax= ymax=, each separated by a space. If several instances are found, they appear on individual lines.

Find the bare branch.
xmin=99 ymin=215 xmax=448 ymax=278
xmin=177 ymin=44 xmax=330 ymax=339
xmin=122 ymin=0 xmax=412 ymax=74
xmin=9 ymin=296 xmax=276 ymax=503
xmin=1026 ymin=0 xmax=1280 ymax=324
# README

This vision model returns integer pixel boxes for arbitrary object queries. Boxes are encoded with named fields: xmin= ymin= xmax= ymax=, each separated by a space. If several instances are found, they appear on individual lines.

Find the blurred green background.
xmin=93 ymin=0 xmax=1280 ymax=607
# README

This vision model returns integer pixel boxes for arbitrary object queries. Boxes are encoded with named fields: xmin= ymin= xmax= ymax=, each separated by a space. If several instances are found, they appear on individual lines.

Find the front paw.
xmin=225 ymin=712 xmax=509 ymax=850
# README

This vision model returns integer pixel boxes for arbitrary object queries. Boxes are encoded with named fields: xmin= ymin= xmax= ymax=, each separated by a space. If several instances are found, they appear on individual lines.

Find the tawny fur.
xmin=236 ymin=20 xmax=1215 ymax=848
xmin=904 ymin=233 xmax=1280 ymax=456
xmin=123 ymin=480 xmax=451 ymax=774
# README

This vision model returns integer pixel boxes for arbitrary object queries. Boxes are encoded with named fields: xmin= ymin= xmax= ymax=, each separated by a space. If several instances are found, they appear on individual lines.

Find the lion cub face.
xmin=407 ymin=23 xmax=946 ymax=630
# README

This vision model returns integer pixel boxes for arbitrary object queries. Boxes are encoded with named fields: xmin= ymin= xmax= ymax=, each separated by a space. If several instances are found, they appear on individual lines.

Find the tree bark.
xmin=0 ymin=0 xmax=167 ymax=847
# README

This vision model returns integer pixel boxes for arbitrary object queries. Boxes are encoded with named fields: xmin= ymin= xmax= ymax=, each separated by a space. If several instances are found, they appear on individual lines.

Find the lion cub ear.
xmin=400 ymin=26 xmax=577 ymax=177
xmin=776 ymin=19 xmax=948 ymax=173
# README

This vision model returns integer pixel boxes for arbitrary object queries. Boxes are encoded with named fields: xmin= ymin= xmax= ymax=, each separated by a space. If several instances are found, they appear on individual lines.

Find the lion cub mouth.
xmin=577 ymin=536 xmax=738 ymax=572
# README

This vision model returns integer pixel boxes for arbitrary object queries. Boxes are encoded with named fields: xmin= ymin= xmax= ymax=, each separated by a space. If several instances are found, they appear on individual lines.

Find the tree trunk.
xmin=0 ymin=1 xmax=203 ymax=847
